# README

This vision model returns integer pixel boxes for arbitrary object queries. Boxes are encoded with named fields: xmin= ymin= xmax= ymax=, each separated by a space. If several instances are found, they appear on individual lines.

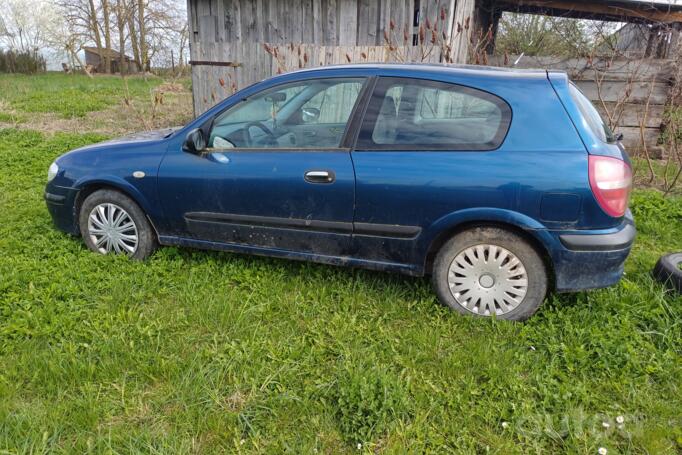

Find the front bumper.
xmin=45 ymin=184 xmax=80 ymax=235
xmin=545 ymin=213 xmax=636 ymax=292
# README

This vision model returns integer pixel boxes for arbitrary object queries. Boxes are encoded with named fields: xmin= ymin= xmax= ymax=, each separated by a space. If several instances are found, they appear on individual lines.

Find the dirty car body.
xmin=45 ymin=64 xmax=635 ymax=320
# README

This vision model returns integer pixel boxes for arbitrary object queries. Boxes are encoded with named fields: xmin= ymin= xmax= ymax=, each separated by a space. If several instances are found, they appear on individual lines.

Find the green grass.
xmin=0 ymin=78 xmax=681 ymax=452
xmin=0 ymin=73 xmax=165 ymax=118
xmin=0 ymin=112 xmax=25 ymax=124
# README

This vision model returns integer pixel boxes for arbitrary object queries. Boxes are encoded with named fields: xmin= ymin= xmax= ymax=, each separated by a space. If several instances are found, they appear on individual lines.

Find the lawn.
xmin=0 ymin=73 xmax=193 ymax=136
xmin=0 ymin=74 xmax=681 ymax=454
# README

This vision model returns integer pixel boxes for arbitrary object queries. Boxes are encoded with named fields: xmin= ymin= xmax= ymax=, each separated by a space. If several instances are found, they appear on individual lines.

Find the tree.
xmin=87 ymin=0 xmax=104 ymax=61
xmin=0 ymin=0 xmax=52 ymax=52
xmin=144 ymin=0 xmax=187 ymax=71
xmin=137 ymin=0 xmax=147 ymax=71
xmin=102 ymin=0 xmax=112 ymax=72
xmin=44 ymin=15 xmax=90 ymax=75
xmin=51 ymin=0 xmax=188 ymax=74
xmin=114 ymin=0 xmax=129 ymax=74
xmin=495 ymin=13 xmax=591 ymax=57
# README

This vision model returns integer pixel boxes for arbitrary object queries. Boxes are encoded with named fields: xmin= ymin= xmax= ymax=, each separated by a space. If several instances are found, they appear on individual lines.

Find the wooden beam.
xmin=188 ymin=60 xmax=242 ymax=67
xmin=495 ymin=0 xmax=682 ymax=23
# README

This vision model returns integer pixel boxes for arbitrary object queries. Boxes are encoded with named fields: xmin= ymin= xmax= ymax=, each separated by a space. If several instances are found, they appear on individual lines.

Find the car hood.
xmin=100 ymin=126 xmax=183 ymax=145
xmin=57 ymin=126 xmax=183 ymax=165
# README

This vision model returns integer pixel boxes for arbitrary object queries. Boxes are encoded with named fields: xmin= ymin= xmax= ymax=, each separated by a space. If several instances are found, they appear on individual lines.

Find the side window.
xmin=300 ymin=81 xmax=363 ymax=124
xmin=209 ymin=78 xmax=365 ymax=150
xmin=357 ymin=77 xmax=511 ymax=151
xmin=419 ymin=87 xmax=500 ymax=121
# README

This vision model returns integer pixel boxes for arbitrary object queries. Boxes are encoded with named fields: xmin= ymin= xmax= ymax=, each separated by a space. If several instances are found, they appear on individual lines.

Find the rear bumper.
xmin=45 ymin=184 xmax=80 ymax=235
xmin=559 ymin=223 xmax=636 ymax=251
xmin=544 ymin=213 xmax=636 ymax=292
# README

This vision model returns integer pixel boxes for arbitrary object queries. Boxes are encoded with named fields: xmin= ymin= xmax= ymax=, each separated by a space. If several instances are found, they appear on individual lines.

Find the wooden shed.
xmin=83 ymin=47 xmax=140 ymax=74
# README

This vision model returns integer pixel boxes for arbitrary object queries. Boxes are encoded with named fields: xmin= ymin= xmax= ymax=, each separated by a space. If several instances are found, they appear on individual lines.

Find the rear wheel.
xmin=79 ymin=189 xmax=157 ymax=260
xmin=431 ymin=227 xmax=547 ymax=321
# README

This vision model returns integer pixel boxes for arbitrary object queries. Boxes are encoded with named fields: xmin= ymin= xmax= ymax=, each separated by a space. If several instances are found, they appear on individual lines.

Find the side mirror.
xmin=302 ymin=107 xmax=320 ymax=123
xmin=183 ymin=128 xmax=206 ymax=154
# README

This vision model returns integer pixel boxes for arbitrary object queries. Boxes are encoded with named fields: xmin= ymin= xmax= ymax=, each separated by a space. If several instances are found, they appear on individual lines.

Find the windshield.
xmin=569 ymin=83 xmax=616 ymax=143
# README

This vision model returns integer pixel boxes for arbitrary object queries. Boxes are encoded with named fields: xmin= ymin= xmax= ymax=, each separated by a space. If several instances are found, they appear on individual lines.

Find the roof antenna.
xmin=513 ymin=53 xmax=525 ymax=66
xmin=514 ymin=40 xmax=533 ymax=66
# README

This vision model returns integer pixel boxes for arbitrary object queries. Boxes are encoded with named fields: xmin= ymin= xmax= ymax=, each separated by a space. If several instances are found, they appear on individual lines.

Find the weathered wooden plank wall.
xmin=487 ymin=55 xmax=675 ymax=152
xmin=190 ymin=42 xmax=445 ymax=112
xmin=188 ymin=0 xmax=476 ymax=114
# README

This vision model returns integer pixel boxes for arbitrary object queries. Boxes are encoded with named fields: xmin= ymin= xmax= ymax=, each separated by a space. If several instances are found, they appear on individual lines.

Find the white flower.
xmin=240 ymin=439 xmax=245 ymax=446
xmin=502 ymin=421 xmax=509 ymax=429
xmin=616 ymin=415 xmax=624 ymax=424
xmin=602 ymin=421 xmax=610 ymax=429
xmin=598 ymin=448 xmax=608 ymax=455
xmin=357 ymin=443 xmax=362 ymax=450
xmin=529 ymin=346 xmax=536 ymax=351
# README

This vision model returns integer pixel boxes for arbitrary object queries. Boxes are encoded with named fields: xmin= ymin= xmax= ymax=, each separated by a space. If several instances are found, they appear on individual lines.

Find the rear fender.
xmin=420 ymin=207 xmax=555 ymax=272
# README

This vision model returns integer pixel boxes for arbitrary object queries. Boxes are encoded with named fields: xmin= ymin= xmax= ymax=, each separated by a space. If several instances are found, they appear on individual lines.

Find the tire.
xmin=431 ymin=227 xmax=548 ymax=321
xmin=653 ymin=253 xmax=682 ymax=294
xmin=79 ymin=189 xmax=157 ymax=260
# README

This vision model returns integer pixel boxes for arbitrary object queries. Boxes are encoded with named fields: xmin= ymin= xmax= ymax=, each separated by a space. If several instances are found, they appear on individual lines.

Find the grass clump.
xmin=0 ymin=112 xmax=24 ymax=123
xmin=331 ymin=363 xmax=410 ymax=445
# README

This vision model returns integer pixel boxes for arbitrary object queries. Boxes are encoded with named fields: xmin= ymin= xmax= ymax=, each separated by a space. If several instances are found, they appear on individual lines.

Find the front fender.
xmin=72 ymin=175 xmax=164 ymax=229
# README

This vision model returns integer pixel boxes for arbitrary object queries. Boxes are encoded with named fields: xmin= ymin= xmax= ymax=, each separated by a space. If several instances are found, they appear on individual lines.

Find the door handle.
xmin=304 ymin=170 xmax=335 ymax=183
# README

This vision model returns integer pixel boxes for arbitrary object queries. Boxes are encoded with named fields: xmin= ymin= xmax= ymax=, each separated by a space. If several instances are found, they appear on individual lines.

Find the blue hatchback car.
xmin=45 ymin=64 xmax=635 ymax=320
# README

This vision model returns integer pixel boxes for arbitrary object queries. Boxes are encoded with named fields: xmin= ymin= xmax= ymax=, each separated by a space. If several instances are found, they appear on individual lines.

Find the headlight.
xmin=47 ymin=162 xmax=59 ymax=182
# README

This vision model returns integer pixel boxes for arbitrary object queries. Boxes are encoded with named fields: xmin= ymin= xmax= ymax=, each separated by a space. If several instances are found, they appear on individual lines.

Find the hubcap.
xmin=87 ymin=203 xmax=138 ymax=255
xmin=447 ymin=244 xmax=528 ymax=316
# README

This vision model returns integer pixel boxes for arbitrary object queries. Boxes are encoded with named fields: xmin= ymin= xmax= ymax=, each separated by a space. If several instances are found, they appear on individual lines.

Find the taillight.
xmin=588 ymin=155 xmax=632 ymax=217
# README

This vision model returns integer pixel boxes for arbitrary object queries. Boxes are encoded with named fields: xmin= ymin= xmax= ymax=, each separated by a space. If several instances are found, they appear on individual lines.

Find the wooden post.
xmin=449 ymin=0 xmax=476 ymax=63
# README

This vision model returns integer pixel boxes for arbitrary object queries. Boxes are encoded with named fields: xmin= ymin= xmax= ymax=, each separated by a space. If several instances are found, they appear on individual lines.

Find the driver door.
xmin=158 ymin=77 xmax=366 ymax=256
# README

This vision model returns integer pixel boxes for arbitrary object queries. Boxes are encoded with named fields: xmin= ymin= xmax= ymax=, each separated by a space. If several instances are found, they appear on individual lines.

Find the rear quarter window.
xmin=356 ymin=77 xmax=511 ymax=151
xmin=569 ymin=83 xmax=616 ymax=144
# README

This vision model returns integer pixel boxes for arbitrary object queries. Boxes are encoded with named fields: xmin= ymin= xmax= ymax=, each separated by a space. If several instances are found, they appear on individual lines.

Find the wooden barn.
xmin=186 ymin=0 xmax=682 ymax=151
xmin=83 ymin=47 xmax=140 ymax=74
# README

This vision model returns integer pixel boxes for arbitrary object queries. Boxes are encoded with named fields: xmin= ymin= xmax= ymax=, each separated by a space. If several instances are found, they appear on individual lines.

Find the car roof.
xmin=287 ymin=62 xmax=551 ymax=81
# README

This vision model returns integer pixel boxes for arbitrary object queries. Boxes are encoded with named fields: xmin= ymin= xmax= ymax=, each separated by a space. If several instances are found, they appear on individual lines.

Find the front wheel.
xmin=431 ymin=227 xmax=547 ymax=321
xmin=79 ymin=189 xmax=157 ymax=260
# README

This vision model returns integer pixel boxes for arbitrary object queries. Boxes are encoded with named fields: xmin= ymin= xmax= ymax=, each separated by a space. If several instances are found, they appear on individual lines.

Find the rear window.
xmin=569 ymin=83 xmax=616 ymax=143
xmin=356 ymin=77 xmax=511 ymax=151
